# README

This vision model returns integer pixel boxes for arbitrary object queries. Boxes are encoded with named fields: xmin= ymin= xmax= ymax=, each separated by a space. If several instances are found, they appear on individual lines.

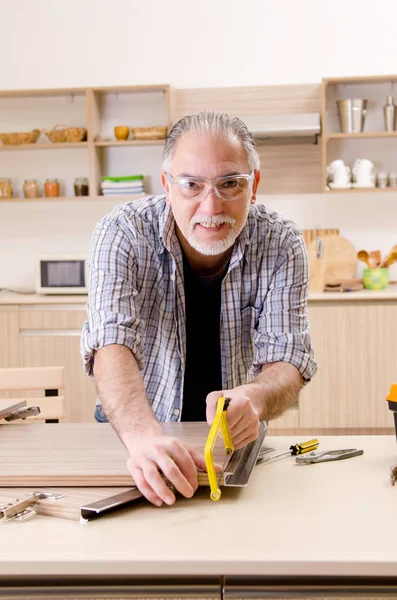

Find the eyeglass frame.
xmin=166 ymin=171 xmax=256 ymax=202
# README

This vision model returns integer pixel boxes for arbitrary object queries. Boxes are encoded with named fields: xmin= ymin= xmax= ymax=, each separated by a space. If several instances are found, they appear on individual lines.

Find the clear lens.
xmin=215 ymin=176 xmax=251 ymax=200
xmin=170 ymin=174 xmax=252 ymax=201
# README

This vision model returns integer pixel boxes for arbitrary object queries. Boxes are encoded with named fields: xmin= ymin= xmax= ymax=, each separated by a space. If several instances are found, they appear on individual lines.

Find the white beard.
xmin=187 ymin=213 xmax=244 ymax=256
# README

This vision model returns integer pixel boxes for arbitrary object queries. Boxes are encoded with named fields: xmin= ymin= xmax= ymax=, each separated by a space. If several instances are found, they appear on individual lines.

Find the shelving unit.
xmin=321 ymin=75 xmax=397 ymax=192
xmin=0 ymin=85 xmax=170 ymax=201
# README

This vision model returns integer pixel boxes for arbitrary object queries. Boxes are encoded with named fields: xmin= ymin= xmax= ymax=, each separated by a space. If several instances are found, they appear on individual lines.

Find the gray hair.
xmin=162 ymin=110 xmax=260 ymax=172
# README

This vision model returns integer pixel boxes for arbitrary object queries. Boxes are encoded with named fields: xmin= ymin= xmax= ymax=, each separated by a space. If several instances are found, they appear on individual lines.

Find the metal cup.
xmin=337 ymin=99 xmax=368 ymax=133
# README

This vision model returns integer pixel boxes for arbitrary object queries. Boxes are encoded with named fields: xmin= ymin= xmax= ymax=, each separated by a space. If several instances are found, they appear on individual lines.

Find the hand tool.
xmin=204 ymin=396 xmax=234 ymax=501
xmin=259 ymin=438 xmax=319 ymax=464
xmin=295 ymin=448 xmax=363 ymax=464
xmin=4 ymin=405 xmax=41 ymax=422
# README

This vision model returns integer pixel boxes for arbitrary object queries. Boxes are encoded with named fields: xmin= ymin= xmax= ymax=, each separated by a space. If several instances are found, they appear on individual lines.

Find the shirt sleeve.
xmin=80 ymin=215 xmax=145 ymax=377
xmin=251 ymin=229 xmax=318 ymax=384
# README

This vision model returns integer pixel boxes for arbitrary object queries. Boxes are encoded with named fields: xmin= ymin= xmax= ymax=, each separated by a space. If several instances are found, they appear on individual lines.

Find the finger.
xmin=167 ymin=440 xmax=199 ymax=493
xmin=233 ymin=426 xmax=259 ymax=450
xmin=206 ymin=391 xmax=222 ymax=424
xmin=187 ymin=445 xmax=222 ymax=474
xmin=229 ymin=415 xmax=251 ymax=439
xmin=128 ymin=464 xmax=163 ymax=507
xmin=156 ymin=453 xmax=195 ymax=499
xmin=141 ymin=459 xmax=176 ymax=505
xmin=226 ymin=397 xmax=252 ymax=429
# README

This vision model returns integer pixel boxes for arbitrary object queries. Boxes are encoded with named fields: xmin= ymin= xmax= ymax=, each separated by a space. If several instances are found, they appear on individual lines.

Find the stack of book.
xmin=101 ymin=175 xmax=145 ymax=196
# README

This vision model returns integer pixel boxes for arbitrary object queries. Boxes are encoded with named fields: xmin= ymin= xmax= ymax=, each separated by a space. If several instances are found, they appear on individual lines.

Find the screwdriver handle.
xmin=259 ymin=439 xmax=319 ymax=463
xmin=289 ymin=438 xmax=319 ymax=455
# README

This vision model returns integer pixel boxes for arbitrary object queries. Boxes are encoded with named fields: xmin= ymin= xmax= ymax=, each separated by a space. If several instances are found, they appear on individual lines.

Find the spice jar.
xmin=23 ymin=179 xmax=39 ymax=198
xmin=44 ymin=178 xmax=60 ymax=198
xmin=0 ymin=178 xmax=12 ymax=198
xmin=74 ymin=177 xmax=89 ymax=196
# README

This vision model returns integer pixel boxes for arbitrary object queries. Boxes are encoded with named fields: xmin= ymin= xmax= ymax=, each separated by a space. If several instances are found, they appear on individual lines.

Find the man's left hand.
xmin=206 ymin=388 xmax=260 ymax=450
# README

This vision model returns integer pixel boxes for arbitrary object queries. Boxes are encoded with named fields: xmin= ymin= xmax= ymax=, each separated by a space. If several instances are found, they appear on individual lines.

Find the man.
xmin=81 ymin=110 xmax=317 ymax=507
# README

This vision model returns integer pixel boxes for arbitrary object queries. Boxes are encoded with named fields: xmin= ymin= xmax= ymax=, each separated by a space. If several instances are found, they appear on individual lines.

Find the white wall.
xmin=1 ymin=0 xmax=397 ymax=291
xmin=1 ymin=0 xmax=397 ymax=90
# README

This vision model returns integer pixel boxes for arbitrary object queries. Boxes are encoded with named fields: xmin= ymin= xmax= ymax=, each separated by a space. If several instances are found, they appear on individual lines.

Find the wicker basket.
xmin=0 ymin=129 xmax=41 ymax=145
xmin=43 ymin=124 xmax=87 ymax=143
xmin=131 ymin=126 xmax=168 ymax=141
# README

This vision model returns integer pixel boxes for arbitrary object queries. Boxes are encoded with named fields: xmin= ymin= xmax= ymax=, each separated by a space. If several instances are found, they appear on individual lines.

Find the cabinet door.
xmin=300 ymin=302 xmax=397 ymax=429
xmin=19 ymin=307 xmax=97 ymax=423
xmin=0 ymin=307 xmax=21 ymax=400
xmin=267 ymin=406 xmax=299 ymax=433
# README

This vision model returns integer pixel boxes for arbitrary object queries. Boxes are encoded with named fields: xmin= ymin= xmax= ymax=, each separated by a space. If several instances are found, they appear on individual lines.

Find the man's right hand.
xmin=126 ymin=435 xmax=209 ymax=506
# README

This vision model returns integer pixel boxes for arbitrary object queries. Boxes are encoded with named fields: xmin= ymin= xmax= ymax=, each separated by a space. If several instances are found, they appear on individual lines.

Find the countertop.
xmin=1 ymin=434 xmax=397 ymax=580
xmin=1 ymin=286 xmax=397 ymax=305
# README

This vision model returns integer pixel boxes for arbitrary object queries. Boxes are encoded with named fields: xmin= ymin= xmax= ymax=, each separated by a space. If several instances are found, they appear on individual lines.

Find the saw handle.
xmin=204 ymin=396 xmax=234 ymax=501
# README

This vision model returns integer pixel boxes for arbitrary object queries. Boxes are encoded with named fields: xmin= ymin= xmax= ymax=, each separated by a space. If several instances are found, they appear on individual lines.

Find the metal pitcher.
xmin=336 ymin=98 xmax=368 ymax=133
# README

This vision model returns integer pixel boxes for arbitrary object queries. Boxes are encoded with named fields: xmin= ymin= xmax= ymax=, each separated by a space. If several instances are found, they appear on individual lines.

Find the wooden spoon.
xmin=381 ymin=245 xmax=397 ymax=268
xmin=357 ymin=250 xmax=370 ymax=266
xmin=386 ymin=251 xmax=397 ymax=267
xmin=369 ymin=250 xmax=381 ymax=268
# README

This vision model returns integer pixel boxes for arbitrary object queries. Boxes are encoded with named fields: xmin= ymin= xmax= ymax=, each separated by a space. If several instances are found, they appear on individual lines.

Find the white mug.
xmin=332 ymin=165 xmax=351 ymax=185
xmin=327 ymin=159 xmax=347 ymax=175
xmin=353 ymin=158 xmax=374 ymax=176
xmin=356 ymin=173 xmax=375 ymax=186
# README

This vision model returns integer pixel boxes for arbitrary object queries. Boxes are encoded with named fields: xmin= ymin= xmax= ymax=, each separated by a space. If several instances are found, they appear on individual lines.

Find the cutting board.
xmin=308 ymin=235 xmax=358 ymax=286
xmin=0 ymin=422 xmax=230 ymax=487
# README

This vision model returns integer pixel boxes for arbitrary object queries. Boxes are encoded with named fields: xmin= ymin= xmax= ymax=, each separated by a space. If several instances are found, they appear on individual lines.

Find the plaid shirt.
xmin=81 ymin=195 xmax=317 ymax=422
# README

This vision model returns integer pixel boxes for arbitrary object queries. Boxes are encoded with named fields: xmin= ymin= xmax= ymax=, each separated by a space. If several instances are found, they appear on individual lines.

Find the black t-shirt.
xmin=181 ymin=254 xmax=224 ymax=421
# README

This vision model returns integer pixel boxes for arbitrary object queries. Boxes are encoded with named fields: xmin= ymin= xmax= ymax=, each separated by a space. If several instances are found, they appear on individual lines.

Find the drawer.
xmin=19 ymin=306 xmax=87 ymax=331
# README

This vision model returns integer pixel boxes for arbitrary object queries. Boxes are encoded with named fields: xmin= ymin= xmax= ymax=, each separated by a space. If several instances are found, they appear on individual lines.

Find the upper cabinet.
xmin=321 ymin=75 xmax=397 ymax=193
xmin=171 ymin=84 xmax=323 ymax=195
xmin=2 ymin=76 xmax=397 ymax=200
xmin=0 ymin=85 xmax=171 ymax=201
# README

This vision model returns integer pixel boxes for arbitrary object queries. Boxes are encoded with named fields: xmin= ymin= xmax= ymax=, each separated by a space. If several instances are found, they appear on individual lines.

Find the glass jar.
xmin=44 ymin=178 xmax=60 ymax=198
xmin=74 ymin=177 xmax=89 ymax=197
xmin=0 ymin=178 xmax=12 ymax=198
xmin=23 ymin=179 xmax=39 ymax=198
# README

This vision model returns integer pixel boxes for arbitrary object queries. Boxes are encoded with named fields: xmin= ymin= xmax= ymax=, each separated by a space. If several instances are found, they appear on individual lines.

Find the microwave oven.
xmin=36 ymin=256 xmax=88 ymax=294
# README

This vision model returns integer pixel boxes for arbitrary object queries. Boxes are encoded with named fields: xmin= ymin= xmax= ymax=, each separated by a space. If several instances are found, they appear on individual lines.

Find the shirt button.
xmin=173 ymin=408 xmax=180 ymax=417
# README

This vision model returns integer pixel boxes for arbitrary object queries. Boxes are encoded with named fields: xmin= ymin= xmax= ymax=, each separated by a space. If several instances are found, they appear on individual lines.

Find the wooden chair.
xmin=0 ymin=366 xmax=65 ymax=423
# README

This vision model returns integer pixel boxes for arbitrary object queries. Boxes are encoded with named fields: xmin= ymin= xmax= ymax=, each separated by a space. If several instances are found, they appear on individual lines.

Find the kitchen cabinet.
xmin=0 ymin=84 xmax=170 ymax=200
xmin=298 ymin=300 xmax=396 ymax=431
xmin=18 ymin=306 xmax=97 ymax=423
xmin=322 ymin=74 xmax=397 ymax=193
xmin=0 ymin=306 xmax=20 ymax=401
xmin=1 ymin=292 xmax=396 ymax=432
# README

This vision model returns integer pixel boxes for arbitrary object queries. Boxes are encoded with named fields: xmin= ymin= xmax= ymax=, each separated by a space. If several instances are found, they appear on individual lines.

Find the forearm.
xmin=243 ymin=361 xmax=303 ymax=421
xmin=93 ymin=344 xmax=162 ymax=453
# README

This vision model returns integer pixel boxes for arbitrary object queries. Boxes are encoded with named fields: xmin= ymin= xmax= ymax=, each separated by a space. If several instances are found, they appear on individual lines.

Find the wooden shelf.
xmin=94 ymin=140 xmax=165 ymax=147
xmin=0 ymin=194 xmax=145 ymax=202
xmin=326 ymin=187 xmax=397 ymax=193
xmin=326 ymin=132 xmax=397 ymax=141
xmin=323 ymin=75 xmax=397 ymax=85
xmin=0 ymin=142 xmax=88 ymax=151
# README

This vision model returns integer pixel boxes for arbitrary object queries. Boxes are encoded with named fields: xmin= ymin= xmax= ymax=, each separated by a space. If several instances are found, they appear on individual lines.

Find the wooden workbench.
xmin=1 ymin=435 xmax=397 ymax=598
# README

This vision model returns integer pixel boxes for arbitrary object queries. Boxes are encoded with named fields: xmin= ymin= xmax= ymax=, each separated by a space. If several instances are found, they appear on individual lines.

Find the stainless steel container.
xmin=383 ymin=96 xmax=396 ymax=131
xmin=336 ymin=98 xmax=368 ymax=133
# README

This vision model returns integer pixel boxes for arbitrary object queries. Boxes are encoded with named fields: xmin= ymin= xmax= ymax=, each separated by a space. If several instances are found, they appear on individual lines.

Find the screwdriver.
xmin=258 ymin=439 xmax=319 ymax=464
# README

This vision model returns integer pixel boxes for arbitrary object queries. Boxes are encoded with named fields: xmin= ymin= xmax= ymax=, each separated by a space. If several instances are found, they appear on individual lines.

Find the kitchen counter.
xmin=1 ymin=433 xmax=397 ymax=593
xmin=0 ymin=291 xmax=88 ymax=304
xmin=1 ymin=285 xmax=397 ymax=305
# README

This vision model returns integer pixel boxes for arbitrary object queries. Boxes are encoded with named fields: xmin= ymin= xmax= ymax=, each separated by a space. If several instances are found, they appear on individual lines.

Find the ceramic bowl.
xmin=114 ymin=126 xmax=130 ymax=141
xmin=363 ymin=268 xmax=389 ymax=290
